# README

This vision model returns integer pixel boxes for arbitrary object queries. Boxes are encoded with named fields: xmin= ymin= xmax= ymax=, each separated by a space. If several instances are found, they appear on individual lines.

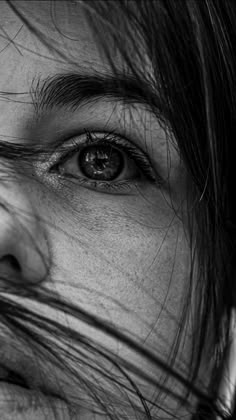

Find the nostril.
xmin=0 ymin=255 xmax=22 ymax=271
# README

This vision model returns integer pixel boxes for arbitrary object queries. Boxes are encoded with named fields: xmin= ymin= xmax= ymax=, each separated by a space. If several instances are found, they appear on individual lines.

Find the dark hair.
xmin=0 ymin=0 xmax=236 ymax=418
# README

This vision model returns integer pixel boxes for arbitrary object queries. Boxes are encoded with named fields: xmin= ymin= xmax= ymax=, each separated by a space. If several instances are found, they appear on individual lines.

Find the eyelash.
xmin=50 ymin=130 xmax=163 ymax=194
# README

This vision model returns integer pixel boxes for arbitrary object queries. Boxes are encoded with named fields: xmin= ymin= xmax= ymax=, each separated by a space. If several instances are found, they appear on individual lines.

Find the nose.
xmin=0 ymin=188 xmax=50 ymax=286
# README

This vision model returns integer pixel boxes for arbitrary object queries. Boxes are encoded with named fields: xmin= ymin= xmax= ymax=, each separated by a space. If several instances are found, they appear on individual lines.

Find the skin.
xmin=0 ymin=1 xmax=209 ymax=418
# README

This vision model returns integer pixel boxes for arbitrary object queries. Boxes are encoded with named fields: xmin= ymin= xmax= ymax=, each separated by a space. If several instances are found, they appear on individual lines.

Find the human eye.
xmin=48 ymin=130 xmax=164 ymax=194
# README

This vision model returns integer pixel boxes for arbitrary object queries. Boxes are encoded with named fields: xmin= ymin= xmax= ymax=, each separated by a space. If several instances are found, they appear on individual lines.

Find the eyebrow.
xmin=30 ymin=71 xmax=166 ymax=120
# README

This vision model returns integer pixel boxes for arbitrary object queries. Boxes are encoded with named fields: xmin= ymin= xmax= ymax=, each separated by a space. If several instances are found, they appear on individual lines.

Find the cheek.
xmin=46 ymin=210 xmax=192 ymax=407
xmin=34 ymin=182 xmax=191 ymax=355
xmin=21 ymin=173 xmax=193 ymax=412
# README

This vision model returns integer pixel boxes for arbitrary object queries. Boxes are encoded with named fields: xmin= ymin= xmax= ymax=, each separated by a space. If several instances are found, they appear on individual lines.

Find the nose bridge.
xmin=0 ymin=180 xmax=50 ymax=285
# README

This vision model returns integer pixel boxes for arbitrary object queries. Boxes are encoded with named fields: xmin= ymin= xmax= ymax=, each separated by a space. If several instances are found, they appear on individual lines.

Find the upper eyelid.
xmin=53 ymin=129 xmax=147 ymax=156
xmin=50 ymin=130 xmax=153 ymax=168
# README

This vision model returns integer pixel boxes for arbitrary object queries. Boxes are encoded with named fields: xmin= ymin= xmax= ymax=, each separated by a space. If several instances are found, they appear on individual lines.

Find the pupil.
xmin=79 ymin=145 xmax=124 ymax=181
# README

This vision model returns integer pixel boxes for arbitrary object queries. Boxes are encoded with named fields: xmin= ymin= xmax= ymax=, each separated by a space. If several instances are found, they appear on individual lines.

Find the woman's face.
xmin=0 ymin=1 xmax=201 ymax=418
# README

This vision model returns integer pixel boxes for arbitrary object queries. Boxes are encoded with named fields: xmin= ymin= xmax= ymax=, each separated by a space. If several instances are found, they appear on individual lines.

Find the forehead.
xmin=0 ymin=0 xmax=116 ymax=83
xmin=0 ymin=0 xmax=102 ymax=140
xmin=0 ymin=0 xmax=151 ymax=78
xmin=0 ymin=1 xmax=90 ymax=39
